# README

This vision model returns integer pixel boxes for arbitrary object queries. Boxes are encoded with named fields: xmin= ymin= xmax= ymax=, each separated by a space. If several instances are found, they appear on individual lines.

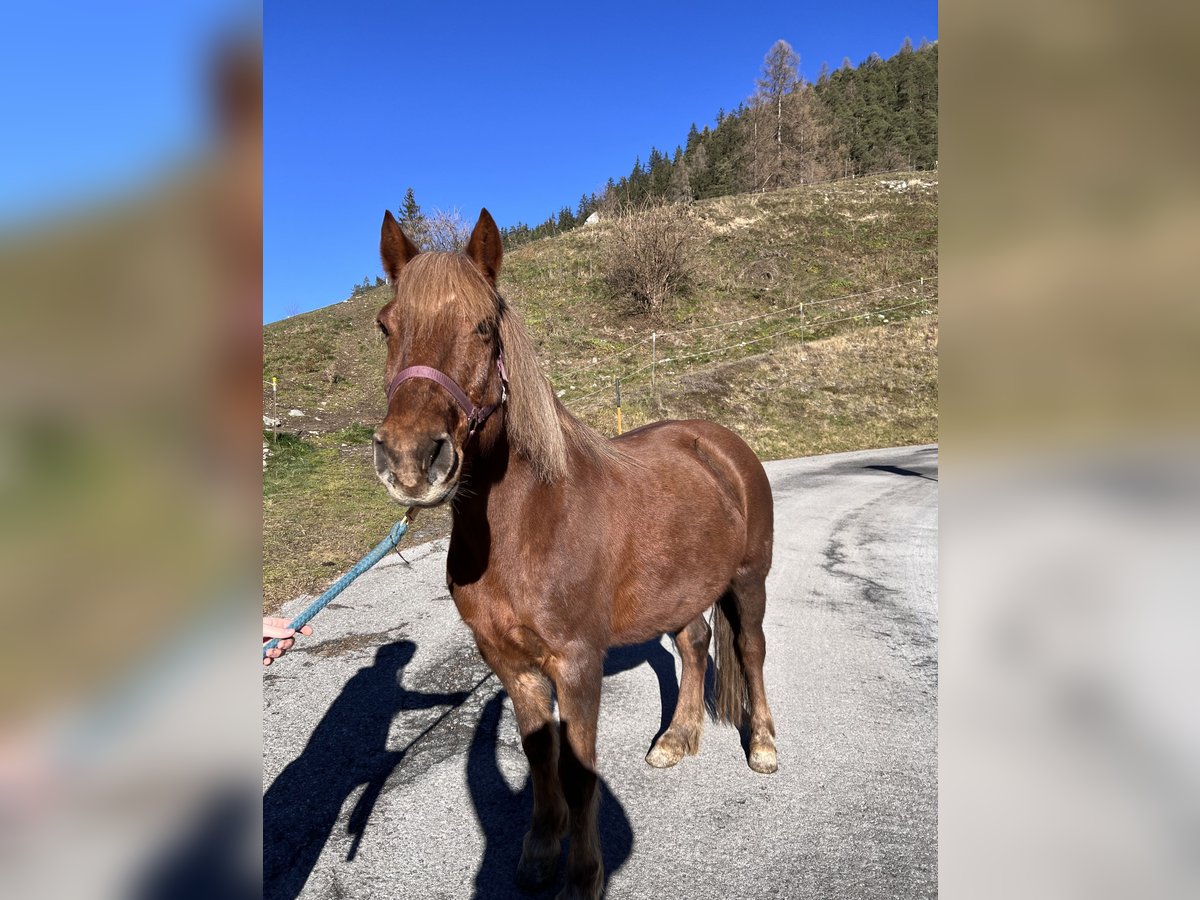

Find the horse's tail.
xmin=712 ymin=591 xmax=748 ymax=726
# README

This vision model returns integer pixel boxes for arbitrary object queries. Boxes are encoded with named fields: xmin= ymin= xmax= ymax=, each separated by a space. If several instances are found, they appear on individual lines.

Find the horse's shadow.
xmin=609 ymin=636 xmax=740 ymax=760
xmin=468 ymin=692 xmax=636 ymax=899
xmin=604 ymin=637 xmax=717 ymax=745
xmin=263 ymin=639 xmax=470 ymax=900
xmin=466 ymin=637 xmax=701 ymax=898
xmin=264 ymin=636 xmax=704 ymax=899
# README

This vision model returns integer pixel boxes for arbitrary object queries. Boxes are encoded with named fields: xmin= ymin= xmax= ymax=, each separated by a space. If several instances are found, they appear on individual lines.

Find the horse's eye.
xmin=475 ymin=321 xmax=493 ymax=339
xmin=377 ymin=320 xmax=389 ymax=338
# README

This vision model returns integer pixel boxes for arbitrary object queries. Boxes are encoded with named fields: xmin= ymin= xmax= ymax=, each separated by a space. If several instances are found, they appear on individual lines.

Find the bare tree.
xmin=757 ymin=40 xmax=800 ymax=177
xmin=668 ymin=154 xmax=694 ymax=202
xmin=788 ymin=83 xmax=848 ymax=183
xmin=742 ymin=100 xmax=775 ymax=192
xmin=424 ymin=207 xmax=472 ymax=252
xmin=686 ymin=142 xmax=709 ymax=197
xmin=743 ymin=40 xmax=846 ymax=190
xmin=601 ymin=199 xmax=700 ymax=318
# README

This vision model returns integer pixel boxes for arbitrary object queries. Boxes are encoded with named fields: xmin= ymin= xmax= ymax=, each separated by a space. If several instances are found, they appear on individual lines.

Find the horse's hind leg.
xmin=647 ymin=614 xmax=711 ymax=768
xmin=731 ymin=573 xmax=778 ymax=774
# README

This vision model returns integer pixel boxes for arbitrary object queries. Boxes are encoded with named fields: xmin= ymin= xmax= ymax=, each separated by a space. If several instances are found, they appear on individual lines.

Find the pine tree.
xmin=399 ymin=187 xmax=420 ymax=226
xmin=648 ymin=146 xmax=672 ymax=198
xmin=687 ymin=142 xmax=710 ymax=199
xmin=696 ymin=113 xmax=744 ymax=199
xmin=814 ymin=41 xmax=938 ymax=175
xmin=628 ymin=156 xmax=649 ymax=203
xmin=480 ymin=39 xmax=935 ymax=246
xmin=397 ymin=187 xmax=429 ymax=248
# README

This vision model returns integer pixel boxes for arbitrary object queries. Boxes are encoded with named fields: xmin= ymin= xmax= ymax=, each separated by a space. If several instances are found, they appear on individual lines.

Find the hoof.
xmin=646 ymin=741 xmax=682 ymax=769
xmin=516 ymin=833 xmax=560 ymax=891
xmin=516 ymin=853 xmax=559 ymax=891
xmin=748 ymin=735 xmax=778 ymax=774
xmin=554 ymin=876 xmax=604 ymax=900
xmin=748 ymin=747 xmax=778 ymax=774
xmin=646 ymin=729 xmax=697 ymax=768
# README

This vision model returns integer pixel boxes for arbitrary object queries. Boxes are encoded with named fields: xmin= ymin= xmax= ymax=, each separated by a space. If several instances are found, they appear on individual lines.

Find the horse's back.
xmin=612 ymin=417 xmax=773 ymax=555
xmin=615 ymin=417 xmax=770 ymax=502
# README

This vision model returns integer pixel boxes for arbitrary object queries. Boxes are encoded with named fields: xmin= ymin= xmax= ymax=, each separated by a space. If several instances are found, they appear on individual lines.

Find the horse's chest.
xmin=450 ymin=581 xmax=555 ymax=666
xmin=448 ymin=583 xmax=502 ymax=637
xmin=446 ymin=527 xmax=610 ymax=659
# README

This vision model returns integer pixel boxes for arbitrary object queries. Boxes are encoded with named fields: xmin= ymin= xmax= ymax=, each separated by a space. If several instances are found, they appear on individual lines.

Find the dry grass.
xmin=597 ymin=316 xmax=939 ymax=459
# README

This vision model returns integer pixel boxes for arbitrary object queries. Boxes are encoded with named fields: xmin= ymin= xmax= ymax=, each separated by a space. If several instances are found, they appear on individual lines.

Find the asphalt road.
xmin=263 ymin=444 xmax=938 ymax=899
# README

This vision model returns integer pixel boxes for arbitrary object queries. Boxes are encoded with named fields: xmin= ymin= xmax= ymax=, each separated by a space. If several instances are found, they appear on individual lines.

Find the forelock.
xmin=394 ymin=253 xmax=499 ymax=327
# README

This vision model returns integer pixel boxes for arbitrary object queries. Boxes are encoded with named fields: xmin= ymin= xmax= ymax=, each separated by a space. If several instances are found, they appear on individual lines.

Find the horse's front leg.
xmin=478 ymin=645 xmax=567 ymax=890
xmin=553 ymin=651 xmax=605 ymax=900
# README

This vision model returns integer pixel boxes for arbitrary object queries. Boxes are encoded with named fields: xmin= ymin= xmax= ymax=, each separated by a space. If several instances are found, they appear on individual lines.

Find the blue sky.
xmin=265 ymin=1 xmax=936 ymax=322
xmin=0 ymin=1 xmax=252 ymax=229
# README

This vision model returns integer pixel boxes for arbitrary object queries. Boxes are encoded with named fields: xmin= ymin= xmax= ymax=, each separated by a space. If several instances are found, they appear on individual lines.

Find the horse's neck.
xmin=453 ymin=416 xmax=575 ymax=530
xmin=455 ymin=425 xmax=529 ymax=519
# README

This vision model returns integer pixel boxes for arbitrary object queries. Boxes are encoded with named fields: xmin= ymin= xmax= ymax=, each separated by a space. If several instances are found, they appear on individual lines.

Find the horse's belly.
xmin=610 ymin=567 xmax=732 ymax=645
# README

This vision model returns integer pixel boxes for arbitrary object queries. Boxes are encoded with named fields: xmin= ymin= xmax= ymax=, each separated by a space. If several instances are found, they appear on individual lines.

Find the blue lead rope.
xmin=264 ymin=510 xmax=415 ymax=659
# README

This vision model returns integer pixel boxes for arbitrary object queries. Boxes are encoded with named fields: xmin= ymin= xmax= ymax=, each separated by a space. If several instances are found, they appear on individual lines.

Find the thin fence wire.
xmin=553 ymin=334 xmax=653 ymax=380
xmin=566 ymin=292 xmax=938 ymax=411
xmin=553 ymin=273 xmax=936 ymax=381
xmin=616 ymin=308 xmax=939 ymax=407
xmin=567 ymin=357 xmax=660 ymax=404
xmin=652 ymin=277 xmax=935 ymax=340
xmin=562 ymin=285 xmax=937 ymax=406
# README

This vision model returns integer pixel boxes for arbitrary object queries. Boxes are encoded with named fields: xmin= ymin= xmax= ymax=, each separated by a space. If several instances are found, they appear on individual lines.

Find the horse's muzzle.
xmin=373 ymin=430 xmax=459 ymax=506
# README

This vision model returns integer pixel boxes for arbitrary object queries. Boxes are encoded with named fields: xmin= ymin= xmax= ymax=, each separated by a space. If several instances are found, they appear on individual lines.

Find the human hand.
xmin=0 ymin=727 xmax=56 ymax=823
xmin=263 ymin=617 xmax=312 ymax=666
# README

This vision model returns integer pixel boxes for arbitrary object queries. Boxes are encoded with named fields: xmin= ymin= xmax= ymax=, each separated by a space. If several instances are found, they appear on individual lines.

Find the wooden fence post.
xmin=615 ymin=378 xmax=622 ymax=435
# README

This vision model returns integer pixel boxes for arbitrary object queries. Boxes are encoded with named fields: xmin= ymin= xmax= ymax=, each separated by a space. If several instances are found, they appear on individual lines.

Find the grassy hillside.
xmin=263 ymin=171 xmax=938 ymax=610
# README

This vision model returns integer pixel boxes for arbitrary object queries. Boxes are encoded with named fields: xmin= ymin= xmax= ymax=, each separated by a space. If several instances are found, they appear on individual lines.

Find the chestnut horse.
xmin=372 ymin=208 xmax=777 ymax=899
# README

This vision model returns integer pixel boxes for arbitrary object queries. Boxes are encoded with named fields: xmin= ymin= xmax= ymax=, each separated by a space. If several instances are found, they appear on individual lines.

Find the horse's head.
xmin=372 ymin=208 xmax=506 ymax=506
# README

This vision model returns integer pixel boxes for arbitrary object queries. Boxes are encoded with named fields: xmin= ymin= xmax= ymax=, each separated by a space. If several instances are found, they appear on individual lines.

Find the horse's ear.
xmin=380 ymin=209 xmax=420 ymax=283
xmin=465 ymin=208 xmax=503 ymax=284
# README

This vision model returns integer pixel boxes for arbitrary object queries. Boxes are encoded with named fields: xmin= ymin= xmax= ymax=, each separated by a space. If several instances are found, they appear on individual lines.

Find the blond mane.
xmin=396 ymin=252 xmax=626 ymax=482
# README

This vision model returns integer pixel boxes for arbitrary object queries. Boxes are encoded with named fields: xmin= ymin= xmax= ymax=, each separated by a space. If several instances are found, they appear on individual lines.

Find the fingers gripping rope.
xmin=263 ymin=510 xmax=416 ymax=660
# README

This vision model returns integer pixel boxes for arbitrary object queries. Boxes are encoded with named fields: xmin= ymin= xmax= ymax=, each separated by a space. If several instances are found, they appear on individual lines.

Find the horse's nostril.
xmin=426 ymin=437 xmax=455 ymax=485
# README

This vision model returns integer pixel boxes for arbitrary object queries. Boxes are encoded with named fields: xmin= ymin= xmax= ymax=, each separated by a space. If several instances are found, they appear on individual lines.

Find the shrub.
xmin=601 ymin=200 xmax=700 ymax=317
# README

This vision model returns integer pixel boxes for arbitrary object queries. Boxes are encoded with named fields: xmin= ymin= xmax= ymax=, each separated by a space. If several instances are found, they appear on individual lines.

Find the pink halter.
xmin=386 ymin=349 xmax=508 ymax=437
